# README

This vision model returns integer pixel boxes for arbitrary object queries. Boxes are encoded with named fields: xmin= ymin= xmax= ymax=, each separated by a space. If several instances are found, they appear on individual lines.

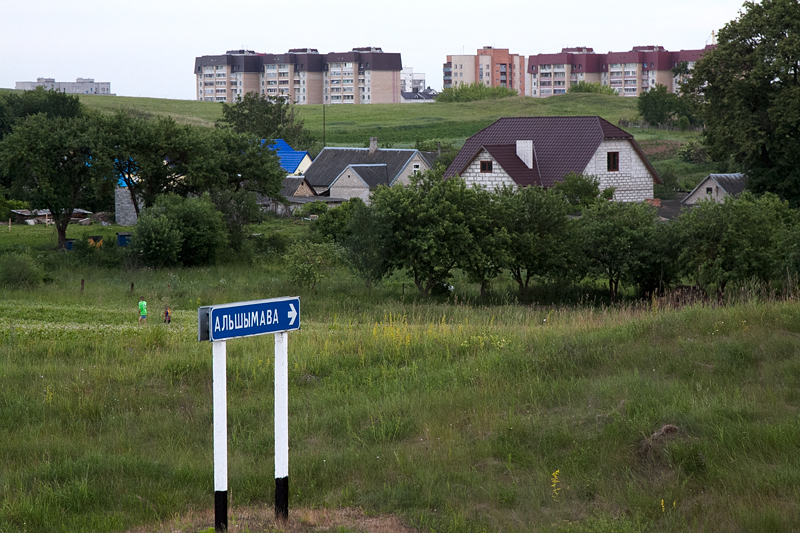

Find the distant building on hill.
xmin=15 ymin=78 xmax=114 ymax=95
xmin=443 ymin=47 xmax=526 ymax=94
xmin=194 ymin=47 xmax=402 ymax=104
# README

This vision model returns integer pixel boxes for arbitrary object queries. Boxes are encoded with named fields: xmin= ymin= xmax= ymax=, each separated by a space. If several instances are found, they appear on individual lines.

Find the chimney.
xmin=368 ymin=137 xmax=378 ymax=155
xmin=516 ymin=140 xmax=534 ymax=169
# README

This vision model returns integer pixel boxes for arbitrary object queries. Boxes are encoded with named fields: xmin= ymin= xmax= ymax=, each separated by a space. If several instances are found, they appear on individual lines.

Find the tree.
xmin=579 ymin=201 xmax=658 ymax=302
xmin=341 ymin=200 xmax=393 ymax=288
xmin=567 ymin=81 xmax=618 ymax=96
xmin=435 ymin=82 xmax=518 ymax=103
xmin=637 ymin=84 xmax=679 ymax=126
xmin=496 ymin=186 xmax=575 ymax=299
xmin=553 ymin=173 xmax=614 ymax=209
xmin=0 ymin=114 xmax=112 ymax=249
xmin=684 ymin=0 xmax=800 ymax=206
xmin=0 ymin=87 xmax=83 ymax=141
xmin=371 ymin=169 xmax=476 ymax=296
xmin=673 ymin=192 xmax=793 ymax=298
xmin=216 ymin=93 xmax=315 ymax=150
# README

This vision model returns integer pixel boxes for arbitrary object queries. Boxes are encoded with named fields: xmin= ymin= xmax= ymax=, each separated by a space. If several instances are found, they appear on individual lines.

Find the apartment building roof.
xmin=304 ymin=147 xmax=421 ymax=190
xmin=195 ymin=48 xmax=402 ymax=74
xmin=445 ymin=116 xmax=659 ymax=187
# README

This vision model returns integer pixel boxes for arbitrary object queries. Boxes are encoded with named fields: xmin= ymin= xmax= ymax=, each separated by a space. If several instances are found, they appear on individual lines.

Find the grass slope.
xmin=1 ymin=222 xmax=799 ymax=533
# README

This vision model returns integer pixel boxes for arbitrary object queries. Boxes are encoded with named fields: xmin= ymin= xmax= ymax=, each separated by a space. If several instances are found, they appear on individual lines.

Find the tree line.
xmin=312 ymin=169 xmax=800 ymax=303
xmin=0 ymin=88 xmax=297 ymax=250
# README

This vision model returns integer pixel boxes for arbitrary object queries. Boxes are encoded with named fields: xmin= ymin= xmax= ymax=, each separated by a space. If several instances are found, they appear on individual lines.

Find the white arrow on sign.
xmin=287 ymin=304 xmax=297 ymax=326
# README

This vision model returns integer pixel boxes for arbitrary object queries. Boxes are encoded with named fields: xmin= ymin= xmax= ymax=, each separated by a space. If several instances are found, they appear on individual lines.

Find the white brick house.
xmin=445 ymin=116 xmax=660 ymax=202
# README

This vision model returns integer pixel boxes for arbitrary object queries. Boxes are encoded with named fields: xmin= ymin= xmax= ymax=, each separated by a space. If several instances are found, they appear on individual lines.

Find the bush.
xmin=435 ymin=82 xmax=517 ymax=103
xmin=130 ymin=214 xmax=183 ymax=268
xmin=283 ymin=241 xmax=342 ymax=290
xmin=295 ymin=201 xmax=328 ymax=219
xmin=567 ymin=81 xmax=618 ymax=96
xmin=313 ymin=198 xmax=364 ymax=242
xmin=0 ymin=252 xmax=44 ymax=288
xmin=677 ymin=138 xmax=710 ymax=163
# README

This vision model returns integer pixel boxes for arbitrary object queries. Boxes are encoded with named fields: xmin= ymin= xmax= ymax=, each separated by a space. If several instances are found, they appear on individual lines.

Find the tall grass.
xmin=2 ymin=256 xmax=800 ymax=531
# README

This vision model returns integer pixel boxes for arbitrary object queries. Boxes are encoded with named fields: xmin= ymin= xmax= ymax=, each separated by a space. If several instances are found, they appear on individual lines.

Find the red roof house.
xmin=444 ymin=116 xmax=660 ymax=202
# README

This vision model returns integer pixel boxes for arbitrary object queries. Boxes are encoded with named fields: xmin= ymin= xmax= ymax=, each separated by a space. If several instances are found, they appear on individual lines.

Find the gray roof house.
xmin=682 ymin=173 xmax=747 ymax=205
xmin=444 ymin=116 xmax=661 ymax=202
xmin=303 ymin=138 xmax=436 ymax=203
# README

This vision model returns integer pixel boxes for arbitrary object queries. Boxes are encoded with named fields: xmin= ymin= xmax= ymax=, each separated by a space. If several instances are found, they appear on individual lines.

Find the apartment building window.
xmin=607 ymin=152 xmax=619 ymax=172
xmin=204 ymin=74 xmax=214 ymax=78
xmin=624 ymin=88 xmax=637 ymax=94
xmin=480 ymin=161 xmax=493 ymax=173
xmin=554 ymin=89 xmax=566 ymax=94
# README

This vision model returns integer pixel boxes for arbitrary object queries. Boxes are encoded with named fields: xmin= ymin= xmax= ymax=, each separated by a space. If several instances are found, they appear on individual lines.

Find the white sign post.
xmin=199 ymin=297 xmax=300 ymax=531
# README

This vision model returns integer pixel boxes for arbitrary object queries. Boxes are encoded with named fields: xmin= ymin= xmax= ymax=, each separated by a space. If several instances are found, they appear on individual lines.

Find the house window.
xmin=607 ymin=152 xmax=619 ymax=172
xmin=706 ymin=187 xmax=713 ymax=195
xmin=480 ymin=161 xmax=493 ymax=173
xmin=413 ymin=163 xmax=421 ymax=174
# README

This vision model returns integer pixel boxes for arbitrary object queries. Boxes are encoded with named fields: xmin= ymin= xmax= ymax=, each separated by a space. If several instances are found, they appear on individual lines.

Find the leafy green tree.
xmin=0 ymin=114 xmax=112 ymax=249
xmin=216 ymin=93 xmax=315 ymax=150
xmin=579 ymin=201 xmax=658 ymax=301
xmin=148 ymin=194 xmax=228 ymax=267
xmin=496 ymin=186 xmax=575 ymax=299
xmin=129 ymin=213 xmax=183 ymax=268
xmin=553 ymin=173 xmax=614 ymax=209
xmin=313 ymin=198 xmax=363 ymax=242
xmin=0 ymin=87 xmax=83 ymax=140
xmin=371 ymin=169 xmax=476 ymax=296
xmin=674 ymin=192 xmax=793 ymax=298
xmin=435 ymin=82 xmax=517 ymax=103
xmin=637 ymin=84 xmax=678 ymax=126
xmin=567 ymin=81 xmax=618 ymax=96
xmin=341 ymin=200 xmax=392 ymax=288
xmin=209 ymin=188 xmax=262 ymax=252
xmin=457 ymin=186 xmax=510 ymax=299
xmin=684 ymin=0 xmax=800 ymax=206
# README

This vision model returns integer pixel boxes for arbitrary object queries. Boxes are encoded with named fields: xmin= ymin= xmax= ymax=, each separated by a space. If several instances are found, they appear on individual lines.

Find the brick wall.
xmin=582 ymin=140 xmax=654 ymax=202
xmin=115 ymin=187 xmax=141 ymax=226
xmin=329 ymin=171 xmax=371 ymax=204
xmin=459 ymin=148 xmax=517 ymax=191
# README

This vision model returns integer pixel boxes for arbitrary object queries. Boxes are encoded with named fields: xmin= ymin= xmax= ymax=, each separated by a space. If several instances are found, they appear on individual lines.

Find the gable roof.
xmin=304 ymin=147 xmax=421 ymax=189
xmin=682 ymin=173 xmax=747 ymax=203
xmin=280 ymin=176 xmax=309 ymax=197
xmin=445 ymin=116 xmax=659 ymax=187
xmin=345 ymin=164 xmax=391 ymax=188
xmin=268 ymin=139 xmax=309 ymax=174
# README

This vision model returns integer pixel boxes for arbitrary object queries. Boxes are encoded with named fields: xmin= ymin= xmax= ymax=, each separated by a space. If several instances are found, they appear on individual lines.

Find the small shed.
xmin=682 ymin=173 xmax=747 ymax=205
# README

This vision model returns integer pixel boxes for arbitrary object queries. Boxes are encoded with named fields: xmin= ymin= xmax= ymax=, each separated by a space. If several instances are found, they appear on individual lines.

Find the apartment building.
xmin=15 ymin=77 xmax=113 ymax=95
xmin=443 ymin=47 xmax=525 ymax=94
xmin=527 ymin=45 xmax=714 ymax=98
xmin=400 ymin=67 xmax=425 ymax=93
xmin=194 ymin=47 xmax=402 ymax=105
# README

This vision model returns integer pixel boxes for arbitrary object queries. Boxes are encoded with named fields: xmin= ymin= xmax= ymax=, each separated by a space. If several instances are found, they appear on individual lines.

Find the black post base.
xmin=275 ymin=476 xmax=289 ymax=521
xmin=215 ymin=490 xmax=228 ymax=532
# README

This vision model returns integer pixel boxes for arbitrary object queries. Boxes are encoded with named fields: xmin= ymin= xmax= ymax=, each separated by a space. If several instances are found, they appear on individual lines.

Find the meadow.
xmin=2 ymin=223 xmax=800 ymax=532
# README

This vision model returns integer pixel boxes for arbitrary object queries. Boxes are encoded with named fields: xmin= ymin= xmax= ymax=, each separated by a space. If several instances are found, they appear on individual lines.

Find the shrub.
xmin=435 ymin=82 xmax=517 ymax=103
xmin=313 ymin=198 xmax=364 ymax=243
xmin=136 ymin=194 xmax=228 ymax=267
xmin=295 ymin=201 xmax=328 ymax=219
xmin=0 ymin=252 xmax=44 ymax=288
xmin=283 ymin=241 xmax=342 ymax=290
xmin=677 ymin=138 xmax=710 ymax=163
xmin=567 ymin=81 xmax=618 ymax=96
xmin=130 ymin=214 xmax=183 ymax=267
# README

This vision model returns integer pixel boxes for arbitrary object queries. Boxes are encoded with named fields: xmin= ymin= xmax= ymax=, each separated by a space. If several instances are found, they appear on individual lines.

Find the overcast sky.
xmin=1 ymin=0 xmax=746 ymax=100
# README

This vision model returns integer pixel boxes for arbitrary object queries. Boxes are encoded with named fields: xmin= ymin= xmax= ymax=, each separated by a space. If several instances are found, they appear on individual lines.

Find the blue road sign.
xmin=200 ymin=297 xmax=300 ymax=342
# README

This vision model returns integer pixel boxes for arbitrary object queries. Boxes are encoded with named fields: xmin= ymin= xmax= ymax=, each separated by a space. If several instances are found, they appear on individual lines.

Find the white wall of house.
xmin=684 ymin=177 xmax=728 ymax=204
xmin=329 ymin=169 xmax=371 ymax=204
xmin=393 ymin=152 xmax=432 ymax=186
xmin=459 ymin=148 xmax=517 ymax=191
xmin=582 ymin=140 xmax=654 ymax=202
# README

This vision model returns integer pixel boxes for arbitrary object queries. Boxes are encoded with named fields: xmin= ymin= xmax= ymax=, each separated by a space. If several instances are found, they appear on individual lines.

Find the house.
xmin=303 ymin=138 xmax=437 ymax=203
xmin=269 ymin=139 xmax=312 ymax=176
xmin=401 ymin=87 xmax=438 ymax=103
xmin=682 ymin=173 xmax=746 ymax=205
xmin=258 ymin=176 xmax=346 ymax=216
xmin=444 ymin=116 xmax=661 ymax=202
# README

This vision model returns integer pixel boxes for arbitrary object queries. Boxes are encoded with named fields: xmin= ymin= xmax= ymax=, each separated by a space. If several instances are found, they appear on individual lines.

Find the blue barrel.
xmin=65 ymin=239 xmax=76 ymax=250
xmin=116 ymin=232 xmax=132 ymax=247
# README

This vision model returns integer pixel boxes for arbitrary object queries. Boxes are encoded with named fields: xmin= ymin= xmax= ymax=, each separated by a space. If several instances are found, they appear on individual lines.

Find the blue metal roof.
xmin=265 ymin=139 xmax=309 ymax=174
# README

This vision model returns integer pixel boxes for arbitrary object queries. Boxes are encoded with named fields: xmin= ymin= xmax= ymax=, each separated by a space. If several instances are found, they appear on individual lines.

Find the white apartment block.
xmin=15 ymin=77 xmax=113 ymax=95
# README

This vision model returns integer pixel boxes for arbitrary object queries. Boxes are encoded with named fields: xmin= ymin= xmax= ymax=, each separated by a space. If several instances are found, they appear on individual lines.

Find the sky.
xmin=1 ymin=0 xmax=747 ymax=101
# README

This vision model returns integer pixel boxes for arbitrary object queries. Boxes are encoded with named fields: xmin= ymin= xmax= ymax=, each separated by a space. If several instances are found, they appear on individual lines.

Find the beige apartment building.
xmin=443 ymin=47 xmax=525 ymax=94
xmin=526 ymin=45 xmax=714 ymax=98
xmin=194 ymin=47 xmax=401 ymax=105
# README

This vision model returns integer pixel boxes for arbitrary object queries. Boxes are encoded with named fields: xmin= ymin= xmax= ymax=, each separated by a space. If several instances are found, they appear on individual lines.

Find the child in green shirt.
xmin=138 ymin=297 xmax=147 ymax=325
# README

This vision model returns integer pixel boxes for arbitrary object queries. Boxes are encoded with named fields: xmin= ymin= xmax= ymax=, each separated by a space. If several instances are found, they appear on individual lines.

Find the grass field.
xmin=2 ymin=223 xmax=800 ymax=533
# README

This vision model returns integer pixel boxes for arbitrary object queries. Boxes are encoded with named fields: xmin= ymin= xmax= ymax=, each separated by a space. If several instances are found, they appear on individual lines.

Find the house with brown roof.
xmin=444 ymin=116 xmax=660 ymax=202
